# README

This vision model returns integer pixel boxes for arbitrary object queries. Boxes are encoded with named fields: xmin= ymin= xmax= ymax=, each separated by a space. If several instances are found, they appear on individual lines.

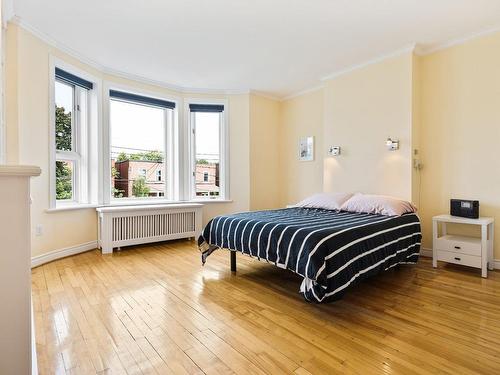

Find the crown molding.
xmin=11 ymin=15 xmax=105 ymax=71
xmin=249 ymin=90 xmax=282 ymax=101
xmin=9 ymin=15 xmax=500 ymax=101
xmin=1 ymin=0 xmax=15 ymax=27
xmin=10 ymin=16 xmax=252 ymax=97
xmin=101 ymin=65 xmax=250 ymax=96
xmin=320 ymin=43 xmax=417 ymax=82
xmin=281 ymin=84 xmax=325 ymax=102
xmin=287 ymin=24 xmax=500 ymax=97
xmin=415 ymin=23 xmax=500 ymax=55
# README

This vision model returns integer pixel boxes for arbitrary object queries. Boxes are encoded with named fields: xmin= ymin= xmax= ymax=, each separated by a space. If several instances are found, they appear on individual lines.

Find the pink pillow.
xmin=295 ymin=192 xmax=353 ymax=211
xmin=340 ymin=194 xmax=417 ymax=216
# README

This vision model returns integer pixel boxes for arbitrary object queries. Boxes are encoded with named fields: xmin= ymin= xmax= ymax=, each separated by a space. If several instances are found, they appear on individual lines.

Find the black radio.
xmin=450 ymin=199 xmax=479 ymax=219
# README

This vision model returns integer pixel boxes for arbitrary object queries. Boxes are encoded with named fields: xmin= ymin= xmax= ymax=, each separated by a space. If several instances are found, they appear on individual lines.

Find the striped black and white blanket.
xmin=198 ymin=208 xmax=421 ymax=303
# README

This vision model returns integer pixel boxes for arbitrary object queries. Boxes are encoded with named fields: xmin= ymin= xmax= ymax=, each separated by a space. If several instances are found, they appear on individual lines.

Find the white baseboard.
xmin=420 ymin=247 xmax=500 ymax=270
xmin=31 ymin=241 xmax=98 ymax=268
xmin=420 ymin=247 xmax=433 ymax=258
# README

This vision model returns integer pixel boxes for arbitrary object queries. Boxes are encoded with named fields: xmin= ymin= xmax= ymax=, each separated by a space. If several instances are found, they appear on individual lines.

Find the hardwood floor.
xmin=32 ymin=240 xmax=500 ymax=375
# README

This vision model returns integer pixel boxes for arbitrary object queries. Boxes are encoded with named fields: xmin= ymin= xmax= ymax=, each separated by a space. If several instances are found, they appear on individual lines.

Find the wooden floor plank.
xmin=32 ymin=239 xmax=500 ymax=374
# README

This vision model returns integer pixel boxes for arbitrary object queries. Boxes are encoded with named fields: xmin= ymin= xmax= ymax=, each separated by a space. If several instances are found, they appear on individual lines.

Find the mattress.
xmin=198 ymin=207 xmax=421 ymax=303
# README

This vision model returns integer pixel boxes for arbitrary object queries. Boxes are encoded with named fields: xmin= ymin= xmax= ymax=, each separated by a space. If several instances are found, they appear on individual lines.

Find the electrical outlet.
xmin=35 ymin=224 xmax=43 ymax=236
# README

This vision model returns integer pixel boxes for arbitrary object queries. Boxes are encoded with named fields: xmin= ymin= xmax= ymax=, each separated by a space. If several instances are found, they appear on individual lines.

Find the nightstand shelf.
xmin=432 ymin=214 xmax=494 ymax=277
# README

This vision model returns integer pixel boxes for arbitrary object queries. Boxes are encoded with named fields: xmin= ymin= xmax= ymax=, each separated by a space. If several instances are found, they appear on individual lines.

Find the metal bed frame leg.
xmin=230 ymin=251 xmax=236 ymax=272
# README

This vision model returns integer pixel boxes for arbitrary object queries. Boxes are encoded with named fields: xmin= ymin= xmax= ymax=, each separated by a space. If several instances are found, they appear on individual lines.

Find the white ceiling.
xmin=11 ymin=0 xmax=500 ymax=98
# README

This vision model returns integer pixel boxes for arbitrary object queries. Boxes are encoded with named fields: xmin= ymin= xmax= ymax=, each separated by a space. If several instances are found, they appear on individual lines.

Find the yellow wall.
xmin=7 ymin=21 xmax=500 ymax=261
xmin=6 ymin=24 xmax=255 ymax=257
xmin=5 ymin=23 xmax=19 ymax=163
xmin=280 ymin=33 xmax=500 ymax=260
xmin=323 ymin=52 xmax=415 ymax=200
xmin=249 ymin=94 xmax=282 ymax=210
xmin=12 ymin=25 xmax=103 ymax=257
xmin=280 ymin=89 xmax=324 ymax=206
xmin=411 ymin=54 xmax=422 ymax=208
xmin=419 ymin=31 xmax=500 ymax=258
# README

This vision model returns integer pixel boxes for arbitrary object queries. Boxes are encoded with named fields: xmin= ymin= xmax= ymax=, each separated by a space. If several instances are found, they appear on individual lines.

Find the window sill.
xmin=46 ymin=203 xmax=99 ymax=213
xmin=188 ymin=199 xmax=233 ymax=204
xmin=46 ymin=199 xmax=233 ymax=212
xmin=109 ymin=199 xmax=233 ymax=205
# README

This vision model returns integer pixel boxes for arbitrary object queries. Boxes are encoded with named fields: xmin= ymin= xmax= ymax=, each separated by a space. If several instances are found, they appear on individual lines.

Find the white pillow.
xmin=340 ymin=193 xmax=417 ymax=216
xmin=295 ymin=192 xmax=353 ymax=211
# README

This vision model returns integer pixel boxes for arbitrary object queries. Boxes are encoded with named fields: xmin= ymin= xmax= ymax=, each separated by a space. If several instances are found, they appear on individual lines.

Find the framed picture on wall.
xmin=298 ymin=136 xmax=314 ymax=161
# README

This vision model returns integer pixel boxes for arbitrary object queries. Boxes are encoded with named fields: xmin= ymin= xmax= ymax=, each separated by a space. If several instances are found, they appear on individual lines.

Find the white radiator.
xmin=96 ymin=203 xmax=203 ymax=254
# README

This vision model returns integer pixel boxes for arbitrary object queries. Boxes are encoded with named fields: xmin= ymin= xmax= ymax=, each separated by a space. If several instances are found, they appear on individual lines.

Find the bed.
xmin=198 ymin=207 xmax=421 ymax=303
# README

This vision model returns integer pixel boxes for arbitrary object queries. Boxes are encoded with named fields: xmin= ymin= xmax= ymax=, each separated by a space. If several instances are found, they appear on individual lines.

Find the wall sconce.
xmin=328 ymin=146 xmax=341 ymax=156
xmin=386 ymin=137 xmax=399 ymax=151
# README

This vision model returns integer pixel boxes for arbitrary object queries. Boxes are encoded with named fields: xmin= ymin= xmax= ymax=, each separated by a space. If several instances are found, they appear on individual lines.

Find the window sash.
xmin=56 ymin=150 xmax=80 ymax=162
xmin=55 ymin=158 xmax=78 ymax=202
xmin=55 ymin=79 xmax=76 ymax=152
xmin=54 ymin=72 xmax=90 ymax=205
xmin=109 ymin=96 xmax=172 ymax=201
xmin=189 ymin=109 xmax=225 ymax=200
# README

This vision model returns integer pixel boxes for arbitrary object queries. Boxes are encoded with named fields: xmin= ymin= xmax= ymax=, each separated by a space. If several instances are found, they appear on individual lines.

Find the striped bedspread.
xmin=198 ymin=208 xmax=421 ymax=303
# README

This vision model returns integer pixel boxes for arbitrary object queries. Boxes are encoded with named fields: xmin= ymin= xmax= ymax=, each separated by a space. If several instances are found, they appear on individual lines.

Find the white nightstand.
xmin=432 ymin=214 xmax=494 ymax=277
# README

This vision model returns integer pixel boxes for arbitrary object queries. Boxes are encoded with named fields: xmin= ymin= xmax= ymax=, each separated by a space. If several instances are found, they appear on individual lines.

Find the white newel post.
xmin=0 ymin=165 xmax=41 ymax=375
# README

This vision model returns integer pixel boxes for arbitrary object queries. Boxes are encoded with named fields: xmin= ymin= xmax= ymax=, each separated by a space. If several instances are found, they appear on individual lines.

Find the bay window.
xmin=50 ymin=62 xmax=230 ymax=207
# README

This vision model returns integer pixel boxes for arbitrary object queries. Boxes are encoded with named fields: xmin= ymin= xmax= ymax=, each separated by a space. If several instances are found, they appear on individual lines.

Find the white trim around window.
xmin=48 ymin=60 xmax=231 ymax=210
xmin=48 ymin=56 xmax=102 ymax=209
xmin=184 ymin=98 xmax=230 ymax=201
xmin=102 ymin=82 xmax=181 ymax=205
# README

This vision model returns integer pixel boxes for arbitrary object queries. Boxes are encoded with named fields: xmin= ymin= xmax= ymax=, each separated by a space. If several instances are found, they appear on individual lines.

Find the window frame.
xmin=49 ymin=58 xmax=101 ymax=209
xmin=54 ymin=81 xmax=83 ymax=203
xmin=103 ymin=83 xmax=180 ymax=205
xmin=48 ymin=61 xmax=233 ymax=209
xmin=185 ymin=98 xmax=229 ymax=201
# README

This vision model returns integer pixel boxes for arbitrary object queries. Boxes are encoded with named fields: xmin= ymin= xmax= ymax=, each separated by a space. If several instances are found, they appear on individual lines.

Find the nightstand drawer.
xmin=437 ymin=250 xmax=481 ymax=268
xmin=435 ymin=235 xmax=481 ymax=256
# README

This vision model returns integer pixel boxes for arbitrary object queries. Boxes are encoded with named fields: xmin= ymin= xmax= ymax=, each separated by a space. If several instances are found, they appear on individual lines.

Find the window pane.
xmin=110 ymin=99 xmax=166 ymax=199
xmin=194 ymin=112 xmax=220 ymax=197
xmin=56 ymin=160 xmax=73 ymax=200
xmin=55 ymin=80 xmax=74 ymax=151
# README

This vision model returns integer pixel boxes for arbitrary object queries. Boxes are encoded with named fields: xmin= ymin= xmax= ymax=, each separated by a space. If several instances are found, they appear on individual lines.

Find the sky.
xmin=55 ymin=80 xmax=220 ymax=162
xmin=110 ymin=100 xmax=220 ymax=162
xmin=55 ymin=81 xmax=73 ymax=114
xmin=194 ymin=112 xmax=220 ymax=162
xmin=110 ymin=100 xmax=164 ymax=158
